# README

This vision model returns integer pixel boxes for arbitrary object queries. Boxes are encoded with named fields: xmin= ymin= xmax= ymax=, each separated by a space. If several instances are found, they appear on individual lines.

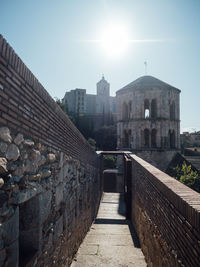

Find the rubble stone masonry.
xmin=0 ymin=35 xmax=101 ymax=266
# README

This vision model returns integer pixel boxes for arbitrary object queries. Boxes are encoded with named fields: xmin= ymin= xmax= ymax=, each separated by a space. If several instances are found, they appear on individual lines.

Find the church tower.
xmin=96 ymin=76 xmax=110 ymax=114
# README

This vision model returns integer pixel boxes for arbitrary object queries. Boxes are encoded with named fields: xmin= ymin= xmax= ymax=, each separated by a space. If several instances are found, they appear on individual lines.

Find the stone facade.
xmin=96 ymin=76 xmax=111 ymax=114
xmin=116 ymin=75 xmax=181 ymax=170
xmin=64 ymin=88 xmax=87 ymax=114
xmin=0 ymin=127 xmax=100 ymax=267
xmin=63 ymin=76 xmax=116 ymax=115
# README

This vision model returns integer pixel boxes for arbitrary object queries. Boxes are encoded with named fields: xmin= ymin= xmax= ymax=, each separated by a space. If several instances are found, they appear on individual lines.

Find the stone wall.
xmin=0 ymin=35 xmax=101 ymax=266
xmin=130 ymin=154 xmax=200 ymax=267
xmin=133 ymin=149 xmax=178 ymax=171
xmin=0 ymin=35 xmax=96 ymax=166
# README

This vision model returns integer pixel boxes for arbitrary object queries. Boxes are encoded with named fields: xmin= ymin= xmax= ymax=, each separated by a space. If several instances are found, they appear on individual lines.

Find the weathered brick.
xmin=130 ymin=155 xmax=200 ymax=267
xmin=0 ymin=90 xmax=8 ymax=100
xmin=2 ymin=112 xmax=20 ymax=125
xmin=0 ymin=35 xmax=100 ymax=267
xmin=0 ymin=103 xmax=7 ymax=113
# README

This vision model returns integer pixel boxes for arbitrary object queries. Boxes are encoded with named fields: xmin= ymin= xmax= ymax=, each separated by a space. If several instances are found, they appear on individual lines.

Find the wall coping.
xmin=0 ymin=34 xmax=86 ymax=144
xmin=130 ymin=154 xmax=200 ymax=230
xmin=0 ymin=34 xmax=97 ymax=164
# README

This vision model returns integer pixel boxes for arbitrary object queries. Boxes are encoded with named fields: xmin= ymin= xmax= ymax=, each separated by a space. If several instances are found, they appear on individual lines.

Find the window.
xmin=170 ymin=101 xmax=175 ymax=120
xmin=144 ymin=129 xmax=150 ymax=147
xmin=123 ymin=130 xmax=129 ymax=147
xmin=151 ymin=99 xmax=157 ymax=119
xmin=122 ymin=102 xmax=128 ymax=120
xmin=128 ymin=101 xmax=132 ymax=119
xmin=151 ymin=129 xmax=157 ymax=147
xmin=145 ymin=109 xmax=149 ymax=118
xmin=169 ymin=129 xmax=175 ymax=148
xmin=144 ymin=99 xmax=150 ymax=119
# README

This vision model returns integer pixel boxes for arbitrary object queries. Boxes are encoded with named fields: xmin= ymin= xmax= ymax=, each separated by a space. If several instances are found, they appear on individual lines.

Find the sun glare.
xmin=79 ymin=21 xmax=165 ymax=59
xmin=100 ymin=23 xmax=130 ymax=58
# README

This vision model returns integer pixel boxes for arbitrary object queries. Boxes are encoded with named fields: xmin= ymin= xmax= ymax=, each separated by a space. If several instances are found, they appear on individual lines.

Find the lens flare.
xmin=100 ymin=23 xmax=130 ymax=58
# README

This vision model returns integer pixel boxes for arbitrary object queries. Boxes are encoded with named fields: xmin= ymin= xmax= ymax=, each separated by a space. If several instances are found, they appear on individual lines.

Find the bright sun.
xmin=100 ymin=23 xmax=130 ymax=58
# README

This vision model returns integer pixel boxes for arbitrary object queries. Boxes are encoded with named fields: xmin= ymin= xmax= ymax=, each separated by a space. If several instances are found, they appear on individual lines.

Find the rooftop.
xmin=117 ymin=75 xmax=181 ymax=94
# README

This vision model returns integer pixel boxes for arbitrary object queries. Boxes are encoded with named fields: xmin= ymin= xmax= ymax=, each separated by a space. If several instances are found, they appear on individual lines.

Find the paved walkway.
xmin=71 ymin=193 xmax=147 ymax=267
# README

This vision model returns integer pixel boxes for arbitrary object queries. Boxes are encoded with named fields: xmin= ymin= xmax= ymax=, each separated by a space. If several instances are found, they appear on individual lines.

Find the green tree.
xmin=88 ymin=138 xmax=96 ymax=150
xmin=103 ymin=155 xmax=117 ymax=169
xmin=174 ymin=161 xmax=200 ymax=193
xmin=55 ymin=98 xmax=68 ymax=113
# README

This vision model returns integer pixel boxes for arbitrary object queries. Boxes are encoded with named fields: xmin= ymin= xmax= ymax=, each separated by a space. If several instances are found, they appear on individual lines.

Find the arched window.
xmin=128 ymin=101 xmax=132 ymax=119
xmin=144 ymin=129 xmax=150 ymax=147
xmin=144 ymin=99 xmax=150 ymax=119
xmin=169 ymin=130 xmax=175 ymax=148
xmin=123 ymin=130 xmax=129 ymax=147
xmin=170 ymin=101 xmax=175 ymax=120
xmin=151 ymin=99 xmax=157 ymax=119
xmin=151 ymin=129 xmax=157 ymax=147
xmin=122 ymin=102 xmax=128 ymax=120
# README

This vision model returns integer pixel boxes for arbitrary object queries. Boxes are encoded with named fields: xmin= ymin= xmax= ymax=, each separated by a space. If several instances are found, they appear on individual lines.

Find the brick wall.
xmin=0 ymin=34 xmax=96 ymax=166
xmin=130 ymin=154 xmax=200 ymax=266
xmin=0 ymin=35 xmax=101 ymax=267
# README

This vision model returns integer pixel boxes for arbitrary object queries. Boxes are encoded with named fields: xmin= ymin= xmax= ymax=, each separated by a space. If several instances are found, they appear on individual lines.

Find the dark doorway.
xmin=103 ymin=170 xmax=124 ymax=193
xmin=103 ymin=171 xmax=117 ymax=192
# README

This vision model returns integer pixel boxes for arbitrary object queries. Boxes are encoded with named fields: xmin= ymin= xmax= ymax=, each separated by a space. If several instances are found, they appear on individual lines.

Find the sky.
xmin=0 ymin=0 xmax=200 ymax=132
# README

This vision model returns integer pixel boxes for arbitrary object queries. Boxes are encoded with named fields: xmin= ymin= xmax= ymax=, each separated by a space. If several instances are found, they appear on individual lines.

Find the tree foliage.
xmin=88 ymin=138 xmax=96 ymax=150
xmin=103 ymin=155 xmax=117 ymax=169
xmin=174 ymin=161 xmax=200 ymax=193
xmin=55 ymin=98 xmax=68 ymax=113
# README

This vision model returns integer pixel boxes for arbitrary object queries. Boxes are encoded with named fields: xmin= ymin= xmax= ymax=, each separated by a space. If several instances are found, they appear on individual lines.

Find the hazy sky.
xmin=1 ymin=0 xmax=200 ymax=132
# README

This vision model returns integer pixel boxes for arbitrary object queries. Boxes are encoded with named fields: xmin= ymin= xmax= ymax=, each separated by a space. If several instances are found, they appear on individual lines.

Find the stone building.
xmin=116 ymin=75 xmax=181 ymax=170
xmin=63 ymin=76 xmax=116 ymax=115
xmin=96 ymin=76 xmax=111 ymax=114
xmin=63 ymin=76 xmax=116 ymax=131
xmin=181 ymin=131 xmax=200 ymax=147
xmin=64 ymin=88 xmax=86 ymax=114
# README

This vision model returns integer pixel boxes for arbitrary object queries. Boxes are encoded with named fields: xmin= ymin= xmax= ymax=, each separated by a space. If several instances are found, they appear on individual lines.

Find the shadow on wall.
xmin=103 ymin=170 xmax=124 ymax=193
xmin=0 ymin=34 xmax=101 ymax=267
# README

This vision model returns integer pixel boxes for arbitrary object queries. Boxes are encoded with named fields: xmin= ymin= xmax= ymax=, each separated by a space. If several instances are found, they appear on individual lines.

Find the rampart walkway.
xmin=71 ymin=193 xmax=146 ymax=267
xmin=1 ymin=35 xmax=200 ymax=266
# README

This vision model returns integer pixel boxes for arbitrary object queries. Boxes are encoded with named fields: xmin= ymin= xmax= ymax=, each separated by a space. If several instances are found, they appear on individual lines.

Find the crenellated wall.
xmin=130 ymin=154 xmax=200 ymax=267
xmin=0 ymin=35 xmax=101 ymax=267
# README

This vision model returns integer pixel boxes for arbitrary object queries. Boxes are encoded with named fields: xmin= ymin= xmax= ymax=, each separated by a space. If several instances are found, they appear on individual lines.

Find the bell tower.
xmin=96 ymin=75 xmax=110 ymax=114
